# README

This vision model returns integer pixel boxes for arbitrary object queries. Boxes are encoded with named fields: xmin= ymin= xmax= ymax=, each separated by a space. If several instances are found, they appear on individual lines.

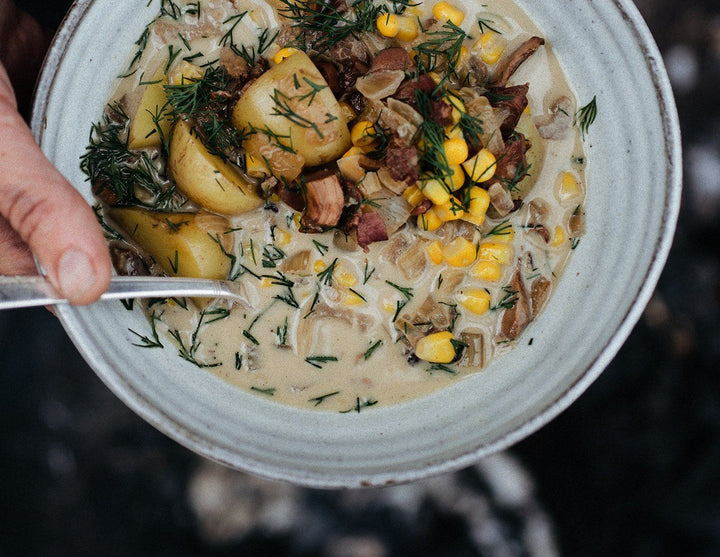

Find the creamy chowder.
xmin=83 ymin=0 xmax=591 ymax=412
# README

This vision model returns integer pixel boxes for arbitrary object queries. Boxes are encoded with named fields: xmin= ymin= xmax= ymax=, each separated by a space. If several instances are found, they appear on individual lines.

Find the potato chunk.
xmin=107 ymin=208 xmax=233 ymax=280
xmin=128 ymin=68 xmax=172 ymax=150
xmin=169 ymin=120 xmax=263 ymax=214
xmin=231 ymin=51 xmax=351 ymax=168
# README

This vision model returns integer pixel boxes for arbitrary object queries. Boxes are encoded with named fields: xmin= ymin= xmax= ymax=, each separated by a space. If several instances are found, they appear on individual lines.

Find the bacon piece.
xmin=356 ymin=211 xmax=388 ymax=251
xmin=431 ymin=100 xmax=454 ymax=127
xmin=300 ymin=170 xmax=344 ymax=229
xmin=385 ymin=136 xmax=419 ymax=184
xmin=277 ymin=180 xmax=306 ymax=212
xmin=392 ymin=74 xmax=437 ymax=108
xmin=410 ymin=199 xmax=433 ymax=216
xmin=489 ymin=36 xmax=545 ymax=88
xmin=487 ymin=83 xmax=529 ymax=138
xmin=370 ymin=47 xmax=411 ymax=73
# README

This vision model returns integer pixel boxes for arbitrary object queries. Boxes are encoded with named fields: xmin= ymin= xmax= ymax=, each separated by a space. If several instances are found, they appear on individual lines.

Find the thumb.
xmin=0 ymin=67 xmax=111 ymax=305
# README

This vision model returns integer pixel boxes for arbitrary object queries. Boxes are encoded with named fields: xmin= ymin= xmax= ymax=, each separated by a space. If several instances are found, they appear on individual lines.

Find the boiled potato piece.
xmin=231 ymin=51 xmax=351 ymax=168
xmin=128 ymin=68 xmax=172 ymax=150
xmin=107 ymin=207 xmax=232 ymax=280
xmin=169 ymin=120 xmax=264 ymax=214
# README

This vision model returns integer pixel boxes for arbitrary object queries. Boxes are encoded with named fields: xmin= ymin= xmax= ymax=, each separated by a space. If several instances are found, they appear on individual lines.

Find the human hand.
xmin=0 ymin=2 xmax=111 ymax=304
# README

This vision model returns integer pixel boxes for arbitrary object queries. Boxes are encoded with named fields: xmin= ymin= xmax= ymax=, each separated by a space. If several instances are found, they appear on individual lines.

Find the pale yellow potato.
xmin=169 ymin=120 xmax=263 ymax=214
xmin=107 ymin=207 xmax=233 ymax=280
xmin=231 ymin=51 xmax=351 ymax=168
xmin=128 ymin=68 xmax=172 ymax=150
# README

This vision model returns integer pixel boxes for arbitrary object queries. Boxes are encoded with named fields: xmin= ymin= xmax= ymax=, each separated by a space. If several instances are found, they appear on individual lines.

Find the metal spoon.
xmin=0 ymin=275 xmax=251 ymax=311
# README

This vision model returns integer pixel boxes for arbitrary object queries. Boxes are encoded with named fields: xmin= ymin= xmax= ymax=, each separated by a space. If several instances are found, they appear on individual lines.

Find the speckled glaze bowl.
xmin=32 ymin=0 xmax=681 ymax=487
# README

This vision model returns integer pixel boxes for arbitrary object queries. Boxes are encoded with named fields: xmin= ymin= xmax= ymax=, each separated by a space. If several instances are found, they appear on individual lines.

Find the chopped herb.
xmin=309 ymin=391 xmax=340 ymax=406
xmin=261 ymin=244 xmax=287 ymax=268
xmin=363 ymin=262 xmax=375 ymax=284
xmin=575 ymin=96 xmax=597 ymax=140
xmin=491 ymin=286 xmax=519 ymax=311
xmin=305 ymin=355 xmax=338 ymax=369
xmin=477 ymin=17 xmax=502 ymax=34
xmin=426 ymin=363 xmax=458 ymax=374
xmin=484 ymin=219 xmax=512 ymax=238
xmin=313 ymin=239 xmax=329 ymax=256
xmin=363 ymin=340 xmax=383 ymax=360
xmin=276 ymin=316 xmax=289 ymax=345
xmin=348 ymin=288 xmax=367 ymax=302
xmin=340 ymin=397 xmax=379 ymax=413
xmin=385 ymin=280 xmax=414 ymax=300
xmin=128 ymin=313 xmax=164 ymax=348
xmin=251 ymin=386 xmax=276 ymax=396
xmin=317 ymin=257 xmax=338 ymax=286
xmin=243 ymin=330 xmax=260 ymax=345
xmin=235 ymin=352 xmax=243 ymax=370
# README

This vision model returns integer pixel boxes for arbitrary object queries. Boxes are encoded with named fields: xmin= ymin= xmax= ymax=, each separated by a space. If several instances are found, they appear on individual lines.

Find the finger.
xmin=0 ymin=215 xmax=36 ymax=276
xmin=0 ymin=65 xmax=112 ymax=305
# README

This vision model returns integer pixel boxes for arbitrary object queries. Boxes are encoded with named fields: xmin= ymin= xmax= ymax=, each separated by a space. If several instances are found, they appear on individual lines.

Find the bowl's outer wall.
xmin=31 ymin=0 xmax=681 ymax=487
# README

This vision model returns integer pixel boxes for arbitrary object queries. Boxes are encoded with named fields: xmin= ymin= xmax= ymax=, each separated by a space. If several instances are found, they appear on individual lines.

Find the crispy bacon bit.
xmin=411 ymin=199 xmax=433 ymax=216
xmin=393 ymin=74 xmax=436 ymax=108
xmin=356 ymin=211 xmax=388 ymax=251
xmin=370 ymin=47 xmax=411 ymax=73
xmin=385 ymin=136 xmax=419 ymax=184
xmin=300 ymin=170 xmax=344 ymax=229
xmin=490 ymin=36 xmax=545 ymax=88
xmin=277 ymin=180 xmax=306 ymax=212
xmin=431 ymin=100 xmax=454 ymax=127
xmin=488 ymin=83 xmax=529 ymax=138
xmin=492 ymin=133 xmax=530 ymax=188
xmin=315 ymin=60 xmax=341 ymax=97
xmin=499 ymin=264 xmax=531 ymax=341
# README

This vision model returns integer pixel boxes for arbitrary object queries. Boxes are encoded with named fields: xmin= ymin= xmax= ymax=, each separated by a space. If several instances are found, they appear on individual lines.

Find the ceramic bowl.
xmin=31 ymin=0 xmax=681 ymax=487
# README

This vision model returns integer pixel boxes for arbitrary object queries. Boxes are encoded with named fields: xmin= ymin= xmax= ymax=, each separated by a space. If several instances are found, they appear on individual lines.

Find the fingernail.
xmin=57 ymin=250 xmax=96 ymax=302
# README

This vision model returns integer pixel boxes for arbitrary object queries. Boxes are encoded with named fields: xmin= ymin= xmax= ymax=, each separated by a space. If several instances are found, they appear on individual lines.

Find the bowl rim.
xmin=30 ymin=0 xmax=682 ymax=487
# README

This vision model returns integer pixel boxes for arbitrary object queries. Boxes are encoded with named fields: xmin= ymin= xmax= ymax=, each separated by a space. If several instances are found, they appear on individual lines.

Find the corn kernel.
xmin=261 ymin=277 xmax=273 ymax=288
xmin=421 ymin=178 xmax=451 ymax=205
xmin=442 ymin=165 xmax=466 ymax=191
xmin=426 ymin=240 xmax=443 ymax=264
xmin=245 ymin=153 xmax=268 ymax=178
xmin=458 ymin=45 xmax=468 ymax=64
xmin=383 ymin=299 xmax=397 ymax=312
xmin=335 ymin=265 xmax=358 ymax=287
xmin=444 ymin=137 xmax=469 ymax=166
xmin=446 ymin=92 xmax=466 ymax=114
xmin=432 ymin=1 xmax=465 ymax=26
xmin=396 ymin=16 xmax=418 ymax=42
xmin=403 ymin=184 xmax=426 ymax=207
xmin=471 ymin=260 xmax=502 ymax=282
xmin=442 ymin=237 xmax=476 ymax=267
xmin=551 ymin=225 xmax=566 ymax=247
xmin=418 ymin=208 xmax=443 ymax=231
xmin=457 ymin=288 xmax=492 ymax=315
xmin=477 ymin=241 xmax=513 ymax=265
xmin=462 ymin=213 xmax=486 ymax=227
xmin=490 ymin=223 xmax=514 ymax=243
xmin=462 ymin=148 xmax=497 ymax=183
xmin=475 ymin=31 xmax=506 ymax=65
xmin=376 ymin=13 xmax=400 ymax=37
xmin=344 ymin=290 xmax=365 ymax=306
xmin=275 ymin=228 xmax=291 ymax=247
xmin=444 ymin=123 xmax=464 ymax=140
xmin=273 ymin=47 xmax=299 ymax=65
xmin=351 ymin=120 xmax=376 ymax=147
xmin=292 ymin=213 xmax=302 ymax=228
xmin=557 ymin=171 xmax=581 ymax=202
xmin=435 ymin=197 xmax=465 ymax=222
xmin=415 ymin=331 xmax=457 ymax=363
xmin=313 ymin=259 xmax=326 ymax=273
xmin=467 ymin=186 xmax=490 ymax=217
xmin=429 ymin=71 xmax=443 ymax=84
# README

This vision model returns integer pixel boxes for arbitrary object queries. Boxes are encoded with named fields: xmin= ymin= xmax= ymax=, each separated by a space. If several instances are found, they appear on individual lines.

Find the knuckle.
xmin=2 ymin=188 xmax=51 ymax=247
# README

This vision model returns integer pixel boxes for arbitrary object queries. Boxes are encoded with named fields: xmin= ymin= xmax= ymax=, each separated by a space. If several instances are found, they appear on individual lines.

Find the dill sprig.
xmin=575 ymin=96 xmax=597 ymax=140
xmin=305 ymin=355 xmax=339 ymax=369
xmin=277 ymin=0 xmax=383 ymax=51
xmin=413 ymin=21 xmax=469 ymax=77
xmin=414 ymin=90 xmax=453 ymax=181
xmin=309 ymin=391 xmax=340 ymax=406
xmin=491 ymin=286 xmax=519 ymax=310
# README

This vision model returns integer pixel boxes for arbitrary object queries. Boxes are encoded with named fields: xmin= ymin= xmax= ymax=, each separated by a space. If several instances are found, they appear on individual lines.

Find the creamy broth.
xmin=86 ymin=0 xmax=587 ymax=412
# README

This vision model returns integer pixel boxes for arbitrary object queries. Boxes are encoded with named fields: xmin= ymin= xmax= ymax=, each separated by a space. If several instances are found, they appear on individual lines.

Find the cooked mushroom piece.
xmin=490 ymin=36 xmax=545 ymax=88
xmin=535 ymin=96 xmax=575 ymax=140
xmin=498 ymin=263 xmax=532 ymax=341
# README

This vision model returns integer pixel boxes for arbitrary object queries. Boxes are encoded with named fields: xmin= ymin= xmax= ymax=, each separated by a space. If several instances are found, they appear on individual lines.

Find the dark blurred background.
xmin=2 ymin=0 xmax=719 ymax=555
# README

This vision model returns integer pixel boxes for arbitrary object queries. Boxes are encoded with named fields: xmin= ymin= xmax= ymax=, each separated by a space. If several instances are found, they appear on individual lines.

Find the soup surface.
xmin=83 ymin=0 xmax=589 ymax=412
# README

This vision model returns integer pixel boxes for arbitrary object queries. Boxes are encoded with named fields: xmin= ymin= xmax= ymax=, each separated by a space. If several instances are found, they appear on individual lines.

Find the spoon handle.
xmin=0 ymin=276 xmax=241 ymax=310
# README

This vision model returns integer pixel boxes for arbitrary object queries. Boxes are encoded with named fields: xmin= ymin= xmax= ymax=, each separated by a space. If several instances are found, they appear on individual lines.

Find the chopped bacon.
xmin=277 ymin=180 xmax=306 ymax=212
xmin=489 ymin=36 xmax=545 ymax=88
xmin=488 ymin=83 xmax=529 ymax=138
xmin=385 ymin=136 xmax=419 ymax=184
xmin=410 ymin=199 xmax=433 ymax=216
xmin=356 ymin=211 xmax=389 ymax=251
xmin=315 ymin=60 xmax=341 ymax=97
xmin=370 ymin=47 xmax=411 ymax=73
xmin=431 ymin=100 xmax=454 ymax=127
xmin=300 ymin=170 xmax=344 ymax=229
xmin=392 ymin=74 xmax=436 ymax=108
